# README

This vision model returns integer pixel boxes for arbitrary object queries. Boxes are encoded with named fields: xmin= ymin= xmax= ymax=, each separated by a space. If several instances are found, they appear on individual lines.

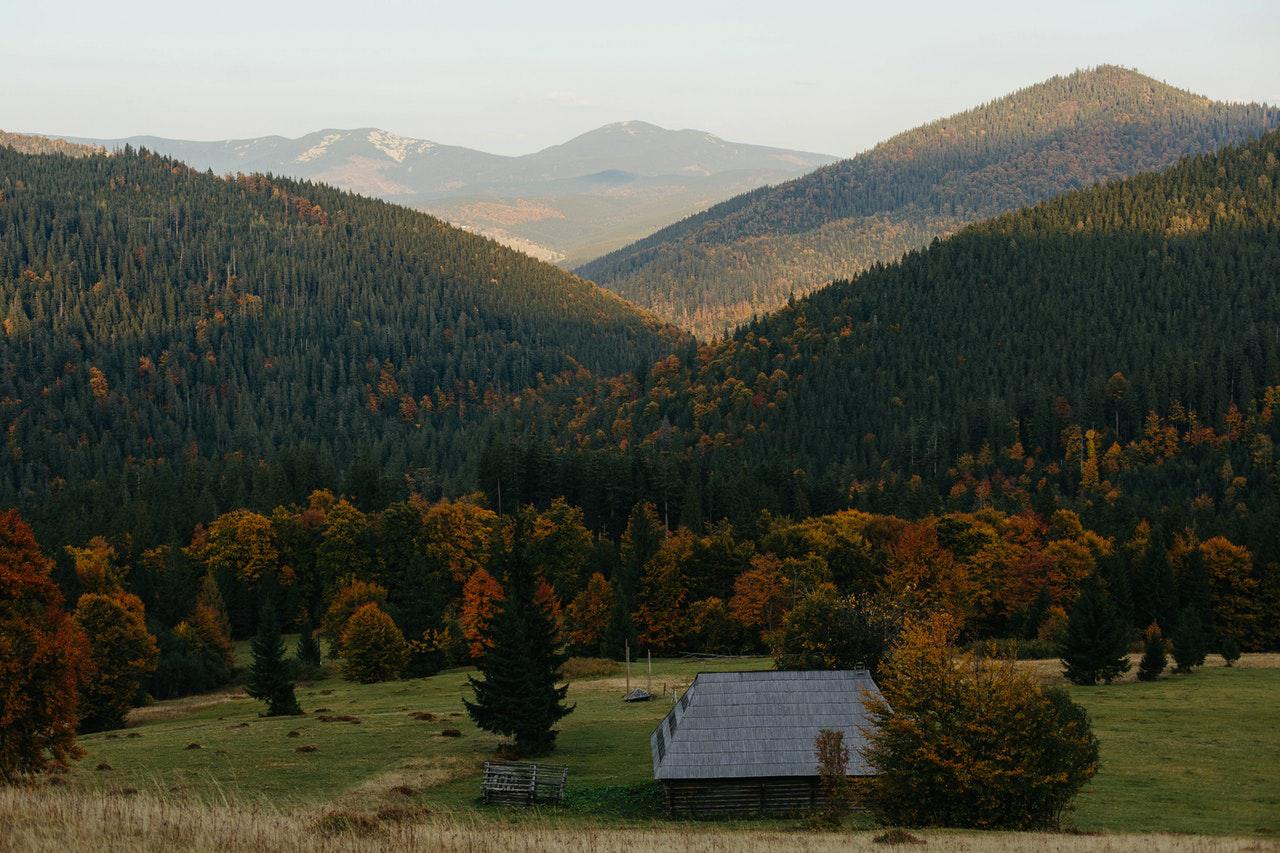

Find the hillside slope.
xmin=503 ymin=127 xmax=1280 ymax=534
xmin=0 ymin=145 xmax=682 ymax=544
xmin=579 ymin=66 xmax=1280 ymax=336
xmin=54 ymin=123 xmax=836 ymax=267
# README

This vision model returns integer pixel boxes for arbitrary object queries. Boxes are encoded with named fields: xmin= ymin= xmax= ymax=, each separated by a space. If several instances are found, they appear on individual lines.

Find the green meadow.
xmin=66 ymin=653 xmax=1280 ymax=837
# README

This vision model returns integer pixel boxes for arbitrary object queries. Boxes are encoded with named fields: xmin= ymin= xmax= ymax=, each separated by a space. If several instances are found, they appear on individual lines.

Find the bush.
xmin=814 ymin=728 xmax=853 ymax=826
xmin=861 ymin=614 xmax=1099 ymax=830
xmin=340 ymin=603 xmax=408 ymax=683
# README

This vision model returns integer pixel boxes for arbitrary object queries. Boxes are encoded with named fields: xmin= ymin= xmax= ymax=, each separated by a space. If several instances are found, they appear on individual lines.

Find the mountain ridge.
xmin=577 ymin=66 xmax=1280 ymax=336
xmin=37 ymin=123 xmax=836 ymax=265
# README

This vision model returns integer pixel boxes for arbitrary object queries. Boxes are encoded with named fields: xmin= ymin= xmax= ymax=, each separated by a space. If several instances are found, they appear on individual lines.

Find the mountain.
xmin=0 ymin=143 xmax=683 ymax=546
xmin=51 ymin=123 xmax=836 ymax=267
xmin=0 ymin=130 xmax=103 ymax=158
xmin=578 ymin=66 xmax=1280 ymax=336
xmin=497 ymin=126 xmax=1280 ymax=538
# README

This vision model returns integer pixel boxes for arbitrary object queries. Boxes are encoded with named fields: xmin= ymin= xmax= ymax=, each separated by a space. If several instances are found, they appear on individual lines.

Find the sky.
xmin=5 ymin=0 xmax=1278 ymax=158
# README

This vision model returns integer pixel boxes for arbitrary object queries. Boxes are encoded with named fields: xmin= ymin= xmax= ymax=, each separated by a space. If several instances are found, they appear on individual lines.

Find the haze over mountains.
xmin=52 ymin=122 xmax=836 ymax=266
xmin=579 ymin=66 xmax=1280 ymax=336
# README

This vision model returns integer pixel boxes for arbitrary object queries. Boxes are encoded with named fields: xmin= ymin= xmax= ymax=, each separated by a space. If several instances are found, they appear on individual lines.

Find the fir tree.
xmin=1136 ymin=623 xmax=1166 ymax=682
xmin=247 ymin=601 xmax=301 ymax=716
xmin=464 ymin=515 xmax=574 ymax=756
xmin=1061 ymin=575 xmax=1131 ymax=685
xmin=1171 ymin=607 xmax=1207 ymax=673
xmin=296 ymin=624 xmax=322 ymax=667
xmin=1220 ymin=636 xmax=1241 ymax=668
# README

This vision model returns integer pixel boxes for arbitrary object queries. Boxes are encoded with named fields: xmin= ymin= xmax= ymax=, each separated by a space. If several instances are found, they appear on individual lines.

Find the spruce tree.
xmin=1136 ymin=623 xmax=1166 ymax=682
xmin=296 ymin=624 xmax=322 ymax=667
xmin=1220 ymin=636 xmax=1241 ymax=668
xmin=465 ymin=515 xmax=574 ymax=755
xmin=1060 ymin=575 xmax=1131 ymax=685
xmin=1171 ymin=607 xmax=1207 ymax=673
xmin=247 ymin=601 xmax=301 ymax=716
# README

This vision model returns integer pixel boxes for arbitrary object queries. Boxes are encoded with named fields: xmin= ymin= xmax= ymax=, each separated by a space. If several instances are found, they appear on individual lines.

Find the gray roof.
xmin=649 ymin=670 xmax=882 ymax=780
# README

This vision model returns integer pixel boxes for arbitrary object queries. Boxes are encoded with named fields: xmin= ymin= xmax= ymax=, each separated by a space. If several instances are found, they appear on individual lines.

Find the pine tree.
xmin=464 ymin=516 xmax=574 ymax=756
xmin=1136 ymin=622 xmax=1166 ymax=682
xmin=1171 ymin=607 xmax=1207 ymax=673
xmin=246 ymin=602 xmax=301 ymax=716
xmin=1060 ymin=575 xmax=1131 ymax=685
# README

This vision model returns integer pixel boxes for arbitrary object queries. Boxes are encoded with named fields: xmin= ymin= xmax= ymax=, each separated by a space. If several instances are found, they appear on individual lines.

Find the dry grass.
xmin=1018 ymin=652 xmax=1280 ymax=685
xmin=1 ymin=787 xmax=1274 ymax=853
xmin=127 ymin=690 xmax=251 ymax=725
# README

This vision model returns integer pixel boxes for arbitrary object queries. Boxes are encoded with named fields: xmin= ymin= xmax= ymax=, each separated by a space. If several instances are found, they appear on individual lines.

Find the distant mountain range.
xmin=578 ymin=66 xmax=1280 ymax=336
xmin=46 ymin=122 xmax=836 ymax=266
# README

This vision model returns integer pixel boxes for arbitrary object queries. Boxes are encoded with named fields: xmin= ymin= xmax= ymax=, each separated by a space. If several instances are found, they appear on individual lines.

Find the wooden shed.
xmin=649 ymin=669 xmax=882 ymax=818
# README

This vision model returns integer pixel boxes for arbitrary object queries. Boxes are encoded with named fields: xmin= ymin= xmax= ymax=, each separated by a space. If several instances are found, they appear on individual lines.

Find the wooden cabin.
xmin=649 ymin=669 xmax=882 ymax=818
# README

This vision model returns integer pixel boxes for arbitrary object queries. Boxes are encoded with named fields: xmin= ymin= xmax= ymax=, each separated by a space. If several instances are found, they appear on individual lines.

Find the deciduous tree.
xmin=0 ymin=511 xmax=89 ymax=781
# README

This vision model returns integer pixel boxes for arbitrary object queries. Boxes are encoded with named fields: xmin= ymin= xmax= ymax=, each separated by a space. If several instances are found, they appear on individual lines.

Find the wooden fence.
xmin=481 ymin=761 xmax=569 ymax=806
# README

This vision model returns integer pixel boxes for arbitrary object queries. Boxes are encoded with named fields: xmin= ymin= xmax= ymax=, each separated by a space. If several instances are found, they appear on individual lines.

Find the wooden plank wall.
xmin=662 ymin=776 xmax=824 ymax=818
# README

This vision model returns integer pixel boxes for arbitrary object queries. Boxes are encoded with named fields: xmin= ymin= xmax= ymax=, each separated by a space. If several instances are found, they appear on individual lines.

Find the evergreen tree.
xmin=464 ymin=517 xmax=574 ymax=755
xmin=1060 ymin=575 xmax=1131 ymax=685
xmin=246 ymin=600 xmax=301 ymax=716
xmin=1171 ymin=607 xmax=1207 ymax=673
xmin=296 ymin=624 xmax=322 ymax=667
xmin=1220 ymin=636 xmax=1241 ymax=668
xmin=1136 ymin=623 xmax=1166 ymax=682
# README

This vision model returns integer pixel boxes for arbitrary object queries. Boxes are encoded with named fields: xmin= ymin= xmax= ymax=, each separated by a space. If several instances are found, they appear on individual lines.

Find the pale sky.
xmin=5 ymin=0 xmax=1278 ymax=157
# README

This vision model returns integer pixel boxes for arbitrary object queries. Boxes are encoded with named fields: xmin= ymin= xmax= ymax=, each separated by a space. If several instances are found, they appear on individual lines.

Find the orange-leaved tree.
xmin=861 ymin=613 xmax=1099 ymax=829
xmin=728 ymin=553 xmax=792 ymax=642
xmin=565 ymin=572 xmax=614 ymax=653
xmin=73 ymin=590 xmax=158 ymax=732
xmin=0 ymin=510 xmax=90 ymax=781
xmin=459 ymin=568 xmax=504 ymax=659
xmin=318 ymin=579 xmax=387 ymax=656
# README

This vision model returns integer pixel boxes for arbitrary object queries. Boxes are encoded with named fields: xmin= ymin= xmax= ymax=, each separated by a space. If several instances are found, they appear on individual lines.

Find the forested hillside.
xmin=579 ymin=66 xmax=1280 ymax=336
xmin=496 ymin=127 xmax=1280 ymax=573
xmin=0 ymin=130 xmax=103 ymax=158
xmin=0 ymin=145 xmax=682 ymax=550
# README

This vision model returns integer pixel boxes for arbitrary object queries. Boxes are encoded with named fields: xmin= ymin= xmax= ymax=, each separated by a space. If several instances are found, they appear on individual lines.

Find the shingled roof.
xmin=649 ymin=670 xmax=882 ymax=780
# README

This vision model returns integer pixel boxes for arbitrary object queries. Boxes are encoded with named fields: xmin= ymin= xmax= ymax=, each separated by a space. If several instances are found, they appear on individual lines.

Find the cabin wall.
xmin=662 ymin=776 xmax=824 ymax=818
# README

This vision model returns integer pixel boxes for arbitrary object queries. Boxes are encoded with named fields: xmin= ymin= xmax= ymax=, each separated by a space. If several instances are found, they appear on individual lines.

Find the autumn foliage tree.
xmin=318 ymin=579 xmax=388 ymax=656
xmin=459 ymin=568 xmax=504 ymax=659
xmin=0 ymin=511 xmax=89 ymax=781
xmin=861 ymin=614 xmax=1099 ymax=829
xmin=728 ymin=554 xmax=792 ymax=642
xmin=565 ymin=572 xmax=615 ymax=654
xmin=73 ymin=591 xmax=159 ymax=732
xmin=340 ymin=603 xmax=408 ymax=683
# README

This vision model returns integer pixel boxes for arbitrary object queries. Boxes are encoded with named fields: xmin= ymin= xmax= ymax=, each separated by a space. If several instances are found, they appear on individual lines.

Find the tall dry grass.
xmin=0 ymin=787 xmax=1271 ymax=853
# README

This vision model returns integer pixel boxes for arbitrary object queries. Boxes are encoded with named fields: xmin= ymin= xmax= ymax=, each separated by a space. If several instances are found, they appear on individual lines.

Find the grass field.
xmin=29 ymin=653 xmax=1280 ymax=849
